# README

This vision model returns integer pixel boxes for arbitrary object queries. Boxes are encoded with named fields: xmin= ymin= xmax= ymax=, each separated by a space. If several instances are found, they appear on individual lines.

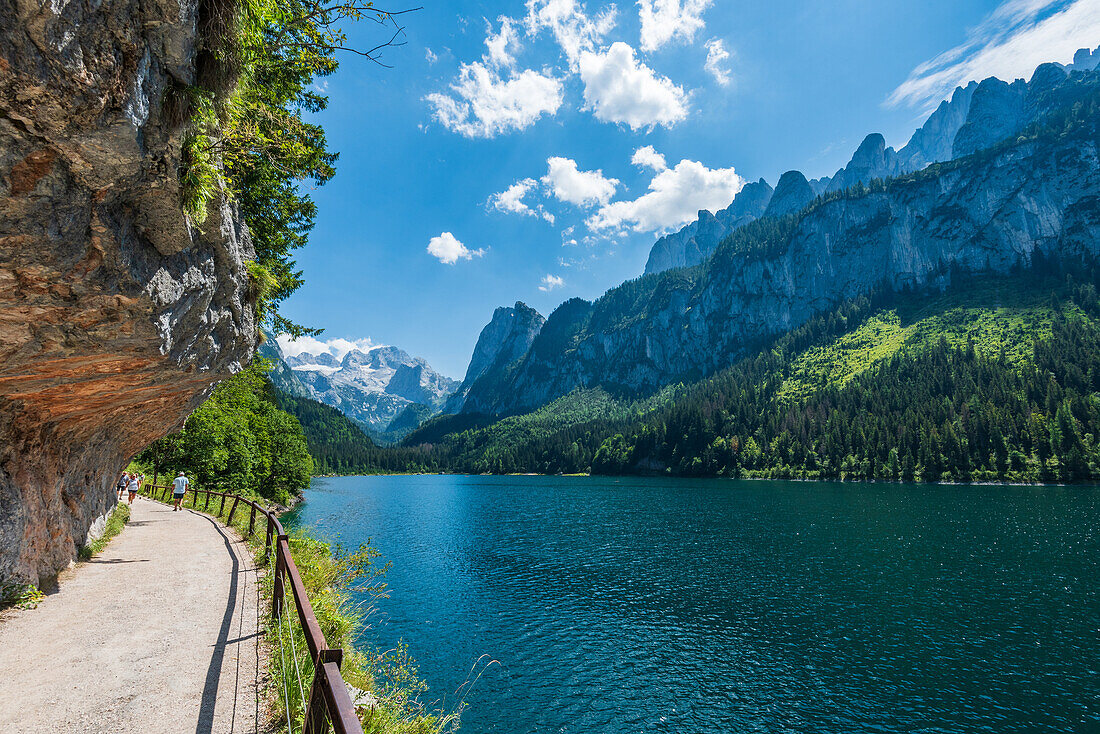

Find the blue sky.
xmin=277 ymin=0 xmax=1100 ymax=377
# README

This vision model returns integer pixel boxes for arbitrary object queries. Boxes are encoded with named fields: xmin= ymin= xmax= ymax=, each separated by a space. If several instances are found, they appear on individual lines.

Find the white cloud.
xmin=427 ymin=232 xmax=486 ymax=264
xmin=426 ymin=16 xmax=564 ymax=137
xmin=485 ymin=16 xmax=521 ymax=68
xmin=578 ymin=42 xmax=689 ymax=129
xmin=425 ymin=48 xmax=439 ymax=64
xmin=524 ymin=0 xmax=618 ymax=68
xmin=539 ymin=274 xmax=566 ymax=291
xmin=638 ymin=0 xmax=712 ymax=51
xmin=561 ymin=225 xmax=579 ymax=246
xmin=888 ymin=0 xmax=1100 ymax=110
xmin=276 ymin=334 xmax=378 ymax=361
xmin=631 ymin=145 xmax=667 ymax=172
xmin=588 ymin=157 xmax=745 ymax=233
xmin=704 ymin=38 xmax=732 ymax=86
xmin=489 ymin=178 xmax=556 ymax=223
xmin=426 ymin=64 xmax=563 ymax=138
xmin=542 ymin=156 xmax=620 ymax=207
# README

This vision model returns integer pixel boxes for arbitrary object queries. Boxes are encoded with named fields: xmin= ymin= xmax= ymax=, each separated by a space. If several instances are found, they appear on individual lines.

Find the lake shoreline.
xmin=309 ymin=472 xmax=1083 ymax=487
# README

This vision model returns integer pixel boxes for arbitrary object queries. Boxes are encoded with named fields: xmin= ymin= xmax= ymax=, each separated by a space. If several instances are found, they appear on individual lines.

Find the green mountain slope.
xmin=393 ymin=266 xmax=1100 ymax=482
xmin=274 ymin=390 xmax=438 ymax=474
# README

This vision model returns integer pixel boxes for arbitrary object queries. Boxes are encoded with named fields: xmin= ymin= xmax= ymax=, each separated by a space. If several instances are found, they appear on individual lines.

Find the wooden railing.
xmin=143 ymin=483 xmax=363 ymax=734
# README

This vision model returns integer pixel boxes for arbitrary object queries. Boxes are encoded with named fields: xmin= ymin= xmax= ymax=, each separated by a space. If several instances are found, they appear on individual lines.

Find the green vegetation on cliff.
xmin=178 ymin=0 xmax=408 ymax=337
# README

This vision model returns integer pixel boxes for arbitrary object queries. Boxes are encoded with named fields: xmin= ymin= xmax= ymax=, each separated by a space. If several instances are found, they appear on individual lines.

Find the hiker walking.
xmin=126 ymin=473 xmax=141 ymax=505
xmin=116 ymin=472 xmax=128 ymax=501
xmin=172 ymin=471 xmax=189 ymax=512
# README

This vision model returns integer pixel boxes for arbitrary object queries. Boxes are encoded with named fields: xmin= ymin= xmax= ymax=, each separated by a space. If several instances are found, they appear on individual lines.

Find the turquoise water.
xmin=284 ymin=475 xmax=1100 ymax=733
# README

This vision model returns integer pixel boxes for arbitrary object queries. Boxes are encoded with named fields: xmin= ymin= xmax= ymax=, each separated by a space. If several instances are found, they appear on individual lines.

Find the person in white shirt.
xmin=127 ymin=473 xmax=140 ymax=505
xmin=172 ymin=471 xmax=189 ymax=512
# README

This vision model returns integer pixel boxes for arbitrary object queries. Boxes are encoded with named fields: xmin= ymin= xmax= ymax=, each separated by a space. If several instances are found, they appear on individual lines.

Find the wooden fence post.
xmin=303 ymin=649 xmax=344 ymax=734
xmin=248 ymin=504 xmax=257 ymax=536
xmin=265 ymin=517 xmax=274 ymax=563
xmin=272 ymin=535 xmax=288 ymax=619
xmin=204 ymin=489 xmax=211 ymax=511
xmin=218 ymin=492 xmax=227 ymax=517
xmin=227 ymin=495 xmax=240 ymax=525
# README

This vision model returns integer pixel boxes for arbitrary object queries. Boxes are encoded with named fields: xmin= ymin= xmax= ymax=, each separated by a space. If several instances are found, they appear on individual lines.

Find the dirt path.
xmin=0 ymin=496 xmax=268 ymax=734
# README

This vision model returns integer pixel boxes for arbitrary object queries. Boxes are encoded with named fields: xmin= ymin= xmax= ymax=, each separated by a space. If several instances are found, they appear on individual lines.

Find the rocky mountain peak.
xmin=764 ymin=170 xmax=815 ymax=218
xmin=445 ymin=302 xmax=546 ymax=414
xmin=643 ymin=178 xmax=774 ymax=275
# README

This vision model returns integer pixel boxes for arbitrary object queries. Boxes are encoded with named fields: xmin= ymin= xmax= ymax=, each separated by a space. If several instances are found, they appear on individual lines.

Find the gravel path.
xmin=0 ymin=496 xmax=269 ymax=733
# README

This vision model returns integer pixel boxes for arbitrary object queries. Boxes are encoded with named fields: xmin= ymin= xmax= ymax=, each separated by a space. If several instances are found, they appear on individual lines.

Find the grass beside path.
xmin=79 ymin=503 xmax=131 ymax=560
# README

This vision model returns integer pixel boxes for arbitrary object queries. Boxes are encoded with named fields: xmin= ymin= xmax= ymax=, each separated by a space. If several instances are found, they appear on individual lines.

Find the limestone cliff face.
xmin=446 ymin=302 xmax=545 ymax=414
xmin=642 ymin=179 xmax=773 ymax=275
xmin=640 ymin=47 xmax=1100 ymax=278
xmin=0 ymin=0 xmax=256 ymax=584
xmin=465 ymin=114 xmax=1100 ymax=416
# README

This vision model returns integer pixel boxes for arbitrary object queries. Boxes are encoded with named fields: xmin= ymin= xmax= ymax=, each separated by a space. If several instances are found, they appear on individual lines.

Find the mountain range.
xmin=446 ymin=50 xmax=1100 ymax=419
xmin=260 ymin=337 xmax=457 ymax=442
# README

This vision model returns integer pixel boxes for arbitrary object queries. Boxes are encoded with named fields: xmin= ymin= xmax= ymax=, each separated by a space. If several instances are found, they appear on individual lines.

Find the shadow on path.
xmin=192 ymin=512 xmax=240 ymax=734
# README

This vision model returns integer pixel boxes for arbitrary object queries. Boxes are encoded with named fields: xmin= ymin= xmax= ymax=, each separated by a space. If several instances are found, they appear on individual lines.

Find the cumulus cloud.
xmin=276 ymin=334 xmax=378 ymax=361
xmin=489 ymin=178 xmax=556 ymax=223
xmin=578 ymin=42 xmax=689 ymax=129
xmin=485 ymin=16 xmax=522 ymax=68
xmin=631 ymin=145 xmax=667 ymax=172
xmin=539 ymin=274 xmax=566 ymax=291
xmin=888 ymin=0 xmax=1100 ymax=110
xmin=587 ymin=157 xmax=745 ymax=234
xmin=638 ymin=0 xmax=712 ymax=51
xmin=524 ymin=0 xmax=618 ymax=68
xmin=704 ymin=38 xmax=732 ymax=86
xmin=426 ymin=16 xmax=564 ymax=137
xmin=426 ymin=64 xmax=563 ymax=138
xmin=427 ymin=232 xmax=486 ymax=264
xmin=542 ymin=156 xmax=620 ymax=207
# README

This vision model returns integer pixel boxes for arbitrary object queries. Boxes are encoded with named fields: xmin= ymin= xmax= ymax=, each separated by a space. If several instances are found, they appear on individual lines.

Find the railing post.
xmin=219 ymin=492 xmax=227 ymax=517
xmin=192 ymin=488 xmax=198 ymax=508
xmin=265 ymin=517 xmax=274 ymax=563
xmin=227 ymin=495 xmax=241 ymax=525
xmin=272 ymin=535 xmax=288 ymax=619
xmin=204 ymin=489 xmax=211 ymax=511
xmin=303 ymin=649 xmax=344 ymax=734
xmin=248 ymin=504 xmax=257 ymax=536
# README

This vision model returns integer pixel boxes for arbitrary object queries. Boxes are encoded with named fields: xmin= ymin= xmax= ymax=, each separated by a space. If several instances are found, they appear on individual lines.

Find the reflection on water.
xmin=285 ymin=475 xmax=1100 ymax=733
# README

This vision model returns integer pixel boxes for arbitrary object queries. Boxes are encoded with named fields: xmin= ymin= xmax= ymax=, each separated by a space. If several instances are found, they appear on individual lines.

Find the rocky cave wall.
xmin=0 ymin=0 xmax=256 ymax=585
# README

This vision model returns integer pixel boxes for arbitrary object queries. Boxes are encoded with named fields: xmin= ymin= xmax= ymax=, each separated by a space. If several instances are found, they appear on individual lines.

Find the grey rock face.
xmin=0 ymin=0 xmax=256 ymax=584
xmin=764 ymin=171 xmax=816 ymax=218
xmin=897 ymin=81 xmax=978 ymax=168
xmin=258 ymin=336 xmax=311 ymax=398
xmin=449 ymin=302 xmax=546 ymax=414
xmin=952 ymin=77 xmax=1029 ymax=159
xmin=483 ymin=118 xmax=1100 ymax=416
xmin=826 ymin=134 xmax=905 ymax=193
xmin=640 ymin=48 xmax=1100 ymax=279
xmin=643 ymin=179 xmax=773 ymax=275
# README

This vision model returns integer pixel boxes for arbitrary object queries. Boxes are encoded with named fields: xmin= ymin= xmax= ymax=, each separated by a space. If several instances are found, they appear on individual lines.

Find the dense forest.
xmin=136 ymin=365 xmax=314 ymax=503
xmin=345 ymin=263 xmax=1100 ymax=483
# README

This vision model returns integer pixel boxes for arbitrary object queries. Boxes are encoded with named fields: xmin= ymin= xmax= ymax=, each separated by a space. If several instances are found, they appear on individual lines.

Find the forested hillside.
xmin=275 ymin=391 xmax=439 ymax=475
xmin=389 ymin=264 xmax=1100 ymax=483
